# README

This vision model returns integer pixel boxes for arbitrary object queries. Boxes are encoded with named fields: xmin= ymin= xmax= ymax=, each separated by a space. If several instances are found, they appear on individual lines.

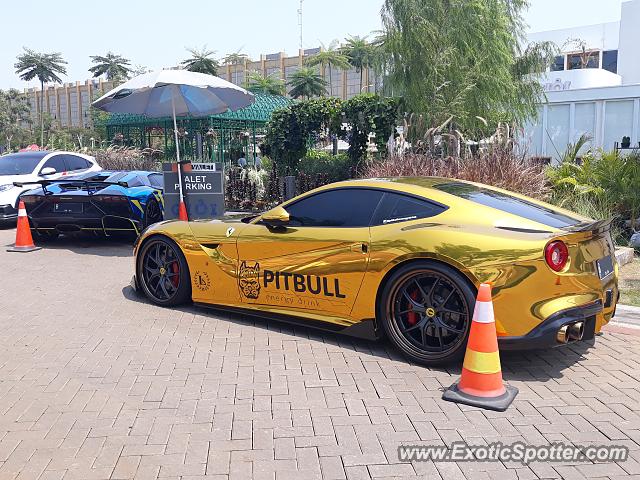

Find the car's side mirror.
xmin=261 ymin=206 xmax=290 ymax=227
xmin=40 ymin=167 xmax=56 ymax=176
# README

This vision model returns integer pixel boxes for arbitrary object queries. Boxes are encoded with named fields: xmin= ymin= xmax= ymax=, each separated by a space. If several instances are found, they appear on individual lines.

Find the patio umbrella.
xmin=93 ymin=69 xmax=254 ymax=220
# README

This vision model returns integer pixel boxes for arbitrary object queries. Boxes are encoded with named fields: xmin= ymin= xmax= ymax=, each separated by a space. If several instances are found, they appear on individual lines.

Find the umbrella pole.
xmin=172 ymin=95 xmax=188 ymax=221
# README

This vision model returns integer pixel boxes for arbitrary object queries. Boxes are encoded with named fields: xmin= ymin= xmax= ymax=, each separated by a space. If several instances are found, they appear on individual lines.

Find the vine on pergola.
xmin=262 ymin=94 xmax=400 ymax=173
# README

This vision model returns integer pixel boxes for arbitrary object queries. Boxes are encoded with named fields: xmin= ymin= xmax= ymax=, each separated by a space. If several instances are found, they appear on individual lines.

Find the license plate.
xmin=596 ymin=255 xmax=614 ymax=279
xmin=53 ymin=203 xmax=83 ymax=214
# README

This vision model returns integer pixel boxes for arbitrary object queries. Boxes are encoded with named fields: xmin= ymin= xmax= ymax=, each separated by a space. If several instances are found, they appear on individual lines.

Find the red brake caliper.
xmin=407 ymin=289 xmax=419 ymax=326
xmin=170 ymin=262 xmax=179 ymax=288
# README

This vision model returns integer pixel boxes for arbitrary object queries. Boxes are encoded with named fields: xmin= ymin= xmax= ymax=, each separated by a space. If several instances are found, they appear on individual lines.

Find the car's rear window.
xmin=433 ymin=182 xmax=581 ymax=228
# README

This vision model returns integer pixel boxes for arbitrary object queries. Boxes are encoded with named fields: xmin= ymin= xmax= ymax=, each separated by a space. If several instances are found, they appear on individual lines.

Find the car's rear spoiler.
xmin=563 ymin=218 xmax=614 ymax=235
xmin=14 ymin=179 xmax=127 ymax=195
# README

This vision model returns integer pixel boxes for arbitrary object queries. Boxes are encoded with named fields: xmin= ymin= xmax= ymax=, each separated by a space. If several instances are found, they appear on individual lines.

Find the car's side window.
xmin=285 ymin=188 xmax=384 ymax=227
xmin=371 ymin=192 xmax=448 ymax=226
xmin=149 ymin=174 xmax=164 ymax=189
xmin=40 ymin=155 xmax=66 ymax=175
xmin=64 ymin=155 xmax=90 ymax=171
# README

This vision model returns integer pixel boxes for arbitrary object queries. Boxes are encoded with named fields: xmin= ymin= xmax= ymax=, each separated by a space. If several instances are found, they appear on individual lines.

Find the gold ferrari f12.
xmin=132 ymin=177 xmax=619 ymax=365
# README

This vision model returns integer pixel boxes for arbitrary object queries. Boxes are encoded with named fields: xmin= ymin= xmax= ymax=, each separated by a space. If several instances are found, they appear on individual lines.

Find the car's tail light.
xmin=93 ymin=195 xmax=131 ymax=216
xmin=20 ymin=195 xmax=41 ymax=206
xmin=545 ymin=240 xmax=569 ymax=272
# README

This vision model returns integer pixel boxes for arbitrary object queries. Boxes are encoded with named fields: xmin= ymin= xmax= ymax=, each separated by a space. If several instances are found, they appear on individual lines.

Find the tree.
xmin=181 ymin=46 xmax=219 ymax=75
xmin=341 ymin=94 xmax=400 ymax=162
xmin=369 ymin=31 xmax=389 ymax=94
xmin=263 ymin=97 xmax=343 ymax=173
xmin=130 ymin=64 xmax=151 ymax=77
xmin=342 ymin=35 xmax=375 ymax=92
xmin=223 ymin=50 xmax=250 ymax=85
xmin=287 ymin=67 xmax=328 ymax=100
xmin=89 ymin=52 xmax=132 ymax=82
xmin=14 ymin=48 xmax=67 ymax=147
xmin=380 ymin=0 xmax=556 ymax=131
xmin=563 ymin=38 xmax=598 ymax=69
xmin=0 ymin=89 xmax=32 ymax=151
xmin=305 ymin=40 xmax=350 ymax=97
xmin=246 ymin=72 xmax=285 ymax=96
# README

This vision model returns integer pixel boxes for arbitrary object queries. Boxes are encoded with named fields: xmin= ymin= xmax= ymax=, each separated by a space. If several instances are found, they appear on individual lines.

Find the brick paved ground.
xmin=1 ymin=226 xmax=640 ymax=480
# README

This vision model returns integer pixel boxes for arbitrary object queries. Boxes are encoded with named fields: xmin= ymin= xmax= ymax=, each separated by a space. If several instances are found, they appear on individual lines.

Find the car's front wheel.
xmin=377 ymin=261 xmax=475 ymax=366
xmin=137 ymin=236 xmax=191 ymax=307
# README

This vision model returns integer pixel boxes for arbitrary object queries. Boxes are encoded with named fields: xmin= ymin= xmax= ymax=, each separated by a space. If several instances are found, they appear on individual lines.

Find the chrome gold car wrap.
xmin=133 ymin=177 xmax=619 ymax=354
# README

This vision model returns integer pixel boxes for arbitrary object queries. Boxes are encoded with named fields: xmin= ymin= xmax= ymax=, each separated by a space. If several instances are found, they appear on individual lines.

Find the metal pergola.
xmin=104 ymin=93 xmax=291 ymax=165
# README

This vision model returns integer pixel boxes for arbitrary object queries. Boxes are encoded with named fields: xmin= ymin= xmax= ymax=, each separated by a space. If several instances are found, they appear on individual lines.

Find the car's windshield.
xmin=0 ymin=153 xmax=46 ymax=175
xmin=433 ymin=182 xmax=582 ymax=228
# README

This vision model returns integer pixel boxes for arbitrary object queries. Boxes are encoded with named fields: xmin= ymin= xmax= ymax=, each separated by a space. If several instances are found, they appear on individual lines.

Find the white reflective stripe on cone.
xmin=18 ymin=208 xmax=27 ymax=216
xmin=472 ymin=300 xmax=495 ymax=324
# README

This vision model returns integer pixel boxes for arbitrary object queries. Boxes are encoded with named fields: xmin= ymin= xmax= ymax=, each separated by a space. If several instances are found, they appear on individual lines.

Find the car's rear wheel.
xmin=137 ymin=236 xmax=191 ymax=306
xmin=377 ymin=261 xmax=475 ymax=366
xmin=144 ymin=199 xmax=163 ymax=228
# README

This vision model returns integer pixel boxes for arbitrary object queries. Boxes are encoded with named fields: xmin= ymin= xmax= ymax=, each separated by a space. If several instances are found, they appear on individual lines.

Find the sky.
xmin=0 ymin=0 xmax=626 ymax=89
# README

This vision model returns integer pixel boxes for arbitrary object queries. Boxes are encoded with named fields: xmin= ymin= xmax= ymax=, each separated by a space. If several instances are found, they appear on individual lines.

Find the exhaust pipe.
xmin=556 ymin=325 xmax=569 ymax=344
xmin=567 ymin=322 xmax=584 ymax=342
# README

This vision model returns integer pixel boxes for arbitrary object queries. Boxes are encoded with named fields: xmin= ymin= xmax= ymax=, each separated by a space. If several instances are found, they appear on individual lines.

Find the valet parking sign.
xmin=162 ymin=163 xmax=225 ymax=220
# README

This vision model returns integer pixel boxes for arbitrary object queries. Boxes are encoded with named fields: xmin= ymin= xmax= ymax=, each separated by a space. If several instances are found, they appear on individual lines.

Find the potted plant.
xmin=622 ymin=136 xmax=631 ymax=149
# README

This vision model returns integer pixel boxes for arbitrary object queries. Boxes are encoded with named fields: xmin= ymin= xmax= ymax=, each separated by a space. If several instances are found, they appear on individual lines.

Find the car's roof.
xmin=1 ymin=151 xmax=51 ymax=161
xmin=314 ymin=177 xmax=470 ymax=201
xmin=72 ymin=170 xmax=157 ymax=179
xmin=304 ymin=177 xmax=590 ymax=229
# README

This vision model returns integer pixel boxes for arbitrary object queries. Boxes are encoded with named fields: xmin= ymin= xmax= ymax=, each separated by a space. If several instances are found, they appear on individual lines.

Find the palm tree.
xmin=15 ymin=48 xmax=67 ymax=146
xmin=342 ymin=35 xmax=375 ymax=92
xmin=305 ymin=40 xmax=350 ymax=97
xmin=369 ymin=31 xmax=388 ymax=94
xmin=89 ymin=52 xmax=132 ymax=82
xmin=287 ymin=67 xmax=328 ymax=100
xmin=246 ymin=72 xmax=285 ymax=96
xmin=181 ymin=46 xmax=219 ymax=75
xmin=223 ymin=50 xmax=250 ymax=85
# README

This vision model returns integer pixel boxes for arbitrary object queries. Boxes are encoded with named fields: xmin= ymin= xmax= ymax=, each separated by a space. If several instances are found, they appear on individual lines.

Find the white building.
xmin=523 ymin=0 xmax=640 ymax=161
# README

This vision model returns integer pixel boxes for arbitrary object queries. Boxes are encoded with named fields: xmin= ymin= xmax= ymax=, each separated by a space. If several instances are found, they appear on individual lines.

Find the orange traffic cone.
xmin=7 ymin=201 xmax=41 ymax=253
xmin=442 ymin=283 xmax=517 ymax=411
xmin=178 ymin=200 xmax=189 ymax=221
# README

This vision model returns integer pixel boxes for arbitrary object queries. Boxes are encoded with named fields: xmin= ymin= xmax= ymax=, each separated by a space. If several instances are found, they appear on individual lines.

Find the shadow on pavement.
xmin=122 ymin=284 xmax=407 ymax=364
xmin=123 ymin=284 xmax=600 ymax=383
xmin=500 ymin=340 xmax=596 ymax=382
xmin=29 ymin=235 xmax=135 ymax=258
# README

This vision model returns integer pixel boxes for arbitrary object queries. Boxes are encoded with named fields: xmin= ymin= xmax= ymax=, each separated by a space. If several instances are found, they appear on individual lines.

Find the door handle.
xmin=351 ymin=243 xmax=369 ymax=254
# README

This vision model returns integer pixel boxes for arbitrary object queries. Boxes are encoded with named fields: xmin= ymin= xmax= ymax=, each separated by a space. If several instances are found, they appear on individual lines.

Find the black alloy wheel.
xmin=138 ymin=236 xmax=191 ymax=306
xmin=378 ymin=261 xmax=475 ymax=366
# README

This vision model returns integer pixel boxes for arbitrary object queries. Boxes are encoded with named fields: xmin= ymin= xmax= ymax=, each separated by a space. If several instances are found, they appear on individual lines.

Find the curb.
xmin=616 ymin=247 xmax=635 ymax=267
xmin=617 ymin=304 xmax=640 ymax=315
xmin=609 ymin=304 xmax=640 ymax=331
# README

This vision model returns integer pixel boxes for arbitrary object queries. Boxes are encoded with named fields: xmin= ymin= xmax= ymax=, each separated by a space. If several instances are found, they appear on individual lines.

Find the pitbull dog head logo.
xmin=239 ymin=261 xmax=260 ymax=299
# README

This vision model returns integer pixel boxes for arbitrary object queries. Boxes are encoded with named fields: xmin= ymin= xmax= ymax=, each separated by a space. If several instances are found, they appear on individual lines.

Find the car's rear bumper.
xmin=498 ymin=300 xmax=604 ymax=350
xmin=30 ymin=215 xmax=141 ymax=235
xmin=0 ymin=204 xmax=17 ymax=220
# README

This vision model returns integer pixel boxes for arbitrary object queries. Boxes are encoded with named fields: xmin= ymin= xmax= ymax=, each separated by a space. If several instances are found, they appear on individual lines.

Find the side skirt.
xmin=193 ymin=302 xmax=380 ymax=341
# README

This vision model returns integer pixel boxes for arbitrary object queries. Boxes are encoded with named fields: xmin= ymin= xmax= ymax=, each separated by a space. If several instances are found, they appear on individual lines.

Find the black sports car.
xmin=16 ymin=170 xmax=164 ymax=238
